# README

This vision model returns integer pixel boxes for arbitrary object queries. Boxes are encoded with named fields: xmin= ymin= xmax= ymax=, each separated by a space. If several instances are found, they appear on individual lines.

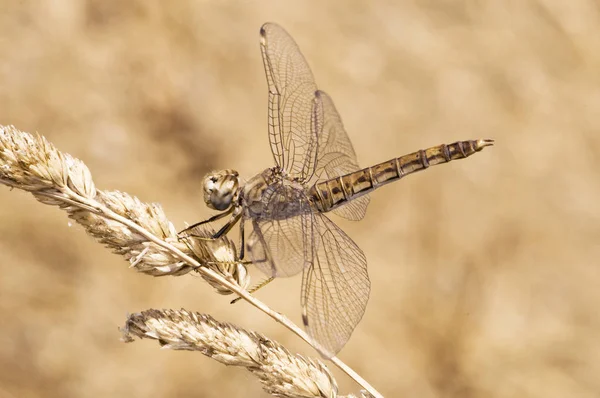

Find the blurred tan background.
xmin=1 ymin=0 xmax=599 ymax=397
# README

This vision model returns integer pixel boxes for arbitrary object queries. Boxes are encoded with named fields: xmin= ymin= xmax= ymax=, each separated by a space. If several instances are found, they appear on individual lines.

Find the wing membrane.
xmin=260 ymin=23 xmax=319 ymax=181
xmin=301 ymin=213 xmax=370 ymax=357
xmin=311 ymin=91 xmax=370 ymax=220
xmin=246 ymin=182 xmax=314 ymax=277
xmin=257 ymin=25 xmax=371 ymax=355
xmin=260 ymin=25 xmax=370 ymax=220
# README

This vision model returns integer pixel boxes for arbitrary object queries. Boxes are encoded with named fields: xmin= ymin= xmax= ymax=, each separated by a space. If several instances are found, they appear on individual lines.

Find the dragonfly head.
xmin=202 ymin=169 xmax=240 ymax=211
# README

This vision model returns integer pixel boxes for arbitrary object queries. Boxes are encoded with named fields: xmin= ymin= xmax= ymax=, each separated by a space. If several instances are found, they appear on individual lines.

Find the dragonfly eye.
xmin=202 ymin=170 xmax=240 ymax=211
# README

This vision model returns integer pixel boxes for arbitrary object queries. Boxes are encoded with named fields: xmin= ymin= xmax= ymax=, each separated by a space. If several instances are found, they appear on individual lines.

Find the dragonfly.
xmin=183 ymin=22 xmax=493 ymax=357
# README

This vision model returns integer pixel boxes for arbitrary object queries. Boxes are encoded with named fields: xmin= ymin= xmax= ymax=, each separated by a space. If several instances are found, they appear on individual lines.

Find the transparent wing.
xmin=301 ymin=213 xmax=371 ymax=357
xmin=246 ymin=182 xmax=315 ymax=277
xmin=260 ymin=23 xmax=320 ymax=182
xmin=310 ymin=90 xmax=370 ymax=221
xmin=331 ymin=195 xmax=370 ymax=221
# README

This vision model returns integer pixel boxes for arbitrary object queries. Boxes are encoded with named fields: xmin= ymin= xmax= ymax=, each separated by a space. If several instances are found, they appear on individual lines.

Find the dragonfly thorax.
xmin=202 ymin=169 xmax=240 ymax=211
xmin=240 ymin=167 xmax=313 ymax=220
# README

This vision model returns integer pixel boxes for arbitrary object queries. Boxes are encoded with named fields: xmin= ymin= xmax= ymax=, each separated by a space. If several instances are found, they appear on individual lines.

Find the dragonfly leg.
xmin=179 ymin=207 xmax=234 ymax=237
xmin=254 ymin=219 xmax=274 ymax=273
xmin=238 ymin=218 xmax=245 ymax=260
xmin=230 ymin=276 xmax=275 ymax=304
xmin=213 ymin=207 xmax=242 ymax=239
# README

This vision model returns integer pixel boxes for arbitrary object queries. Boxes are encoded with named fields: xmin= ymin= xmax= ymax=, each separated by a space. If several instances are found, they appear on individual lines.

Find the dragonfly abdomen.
xmin=309 ymin=139 xmax=494 ymax=213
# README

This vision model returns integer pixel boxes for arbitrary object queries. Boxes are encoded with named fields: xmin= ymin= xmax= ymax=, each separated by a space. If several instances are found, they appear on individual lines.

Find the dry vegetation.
xmin=1 ymin=1 xmax=599 ymax=397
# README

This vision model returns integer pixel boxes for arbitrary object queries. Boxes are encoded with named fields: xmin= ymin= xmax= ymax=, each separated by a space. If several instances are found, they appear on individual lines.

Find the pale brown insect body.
xmin=184 ymin=23 xmax=494 ymax=357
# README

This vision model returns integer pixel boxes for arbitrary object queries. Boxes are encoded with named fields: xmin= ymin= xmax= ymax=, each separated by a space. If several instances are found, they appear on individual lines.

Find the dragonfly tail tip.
xmin=476 ymin=138 xmax=495 ymax=150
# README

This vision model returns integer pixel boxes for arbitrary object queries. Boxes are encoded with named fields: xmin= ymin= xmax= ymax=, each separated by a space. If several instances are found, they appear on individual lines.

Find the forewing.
xmin=301 ymin=213 xmax=370 ymax=357
xmin=260 ymin=23 xmax=320 ymax=182
xmin=246 ymin=182 xmax=315 ymax=278
xmin=311 ymin=90 xmax=370 ymax=221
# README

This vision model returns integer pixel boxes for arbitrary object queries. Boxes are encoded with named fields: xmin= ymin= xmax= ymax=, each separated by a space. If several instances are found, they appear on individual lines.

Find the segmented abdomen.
xmin=308 ymin=139 xmax=494 ymax=213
